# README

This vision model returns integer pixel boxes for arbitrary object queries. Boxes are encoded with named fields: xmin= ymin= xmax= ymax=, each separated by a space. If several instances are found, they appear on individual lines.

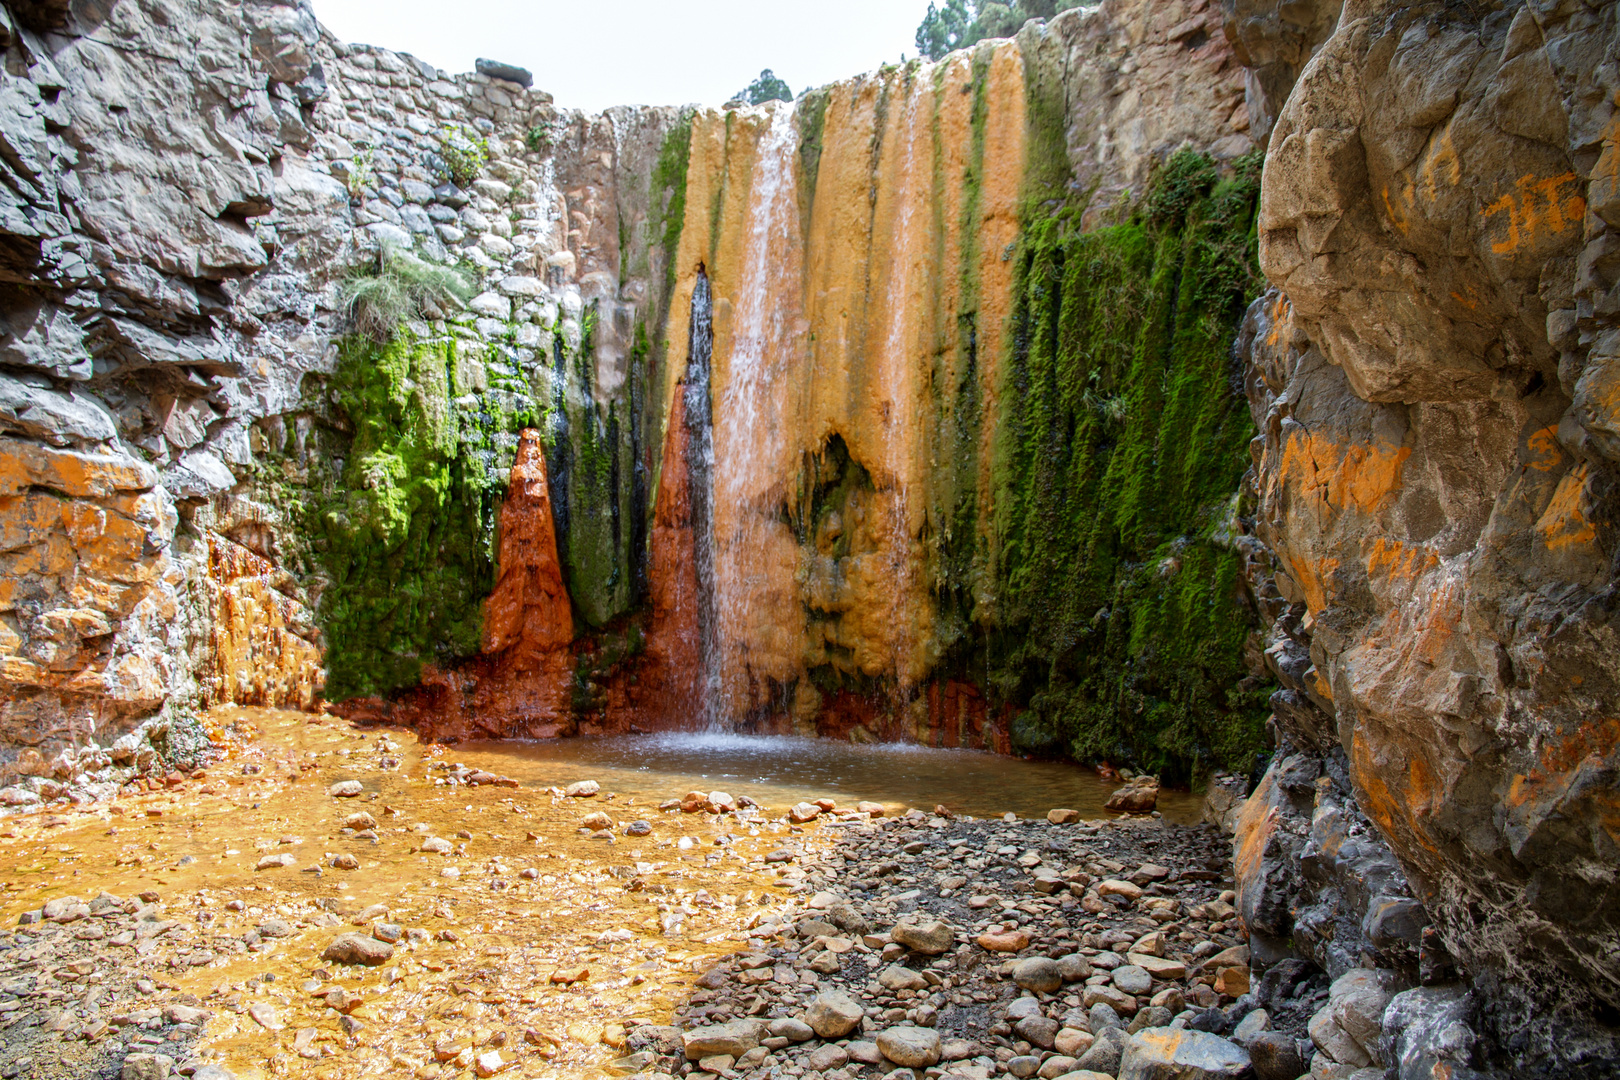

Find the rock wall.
xmin=1223 ymin=0 xmax=1620 ymax=1073
xmin=0 ymin=0 xmax=685 ymax=761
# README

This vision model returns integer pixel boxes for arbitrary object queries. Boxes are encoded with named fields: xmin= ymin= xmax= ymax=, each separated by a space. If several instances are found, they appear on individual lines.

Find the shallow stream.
xmin=451 ymin=731 xmax=1205 ymax=823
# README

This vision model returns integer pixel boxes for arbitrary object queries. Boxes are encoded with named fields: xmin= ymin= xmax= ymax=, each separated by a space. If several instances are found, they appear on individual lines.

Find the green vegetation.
xmin=734 ymin=69 xmax=793 ymax=105
xmin=982 ymin=149 xmax=1268 ymax=779
xmin=915 ymin=0 xmax=1090 ymax=61
xmin=340 ymin=246 xmax=473 ymax=340
xmin=344 ymin=148 xmax=374 ymax=198
xmin=439 ymin=125 xmax=490 ymax=186
xmin=525 ymin=123 xmax=556 ymax=154
xmin=309 ymin=332 xmax=510 ymax=700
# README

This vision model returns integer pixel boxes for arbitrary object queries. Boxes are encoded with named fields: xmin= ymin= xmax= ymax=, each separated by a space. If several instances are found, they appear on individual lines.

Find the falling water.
xmin=709 ymin=102 xmax=805 ymax=727
xmin=682 ymin=270 xmax=720 ymax=727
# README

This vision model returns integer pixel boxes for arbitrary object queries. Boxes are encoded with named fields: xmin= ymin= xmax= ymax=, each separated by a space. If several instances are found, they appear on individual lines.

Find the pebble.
xmin=328 ymin=780 xmax=364 ymax=798
xmin=564 ymin=780 xmax=599 ymax=797
xmin=321 ymin=933 xmax=394 ymax=966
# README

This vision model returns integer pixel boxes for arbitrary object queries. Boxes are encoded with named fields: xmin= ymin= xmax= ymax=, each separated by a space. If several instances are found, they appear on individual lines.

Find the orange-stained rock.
xmin=198 ymin=532 xmax=323 ymax=711
xmin=379 ymin=430 xmax=578 ymax=742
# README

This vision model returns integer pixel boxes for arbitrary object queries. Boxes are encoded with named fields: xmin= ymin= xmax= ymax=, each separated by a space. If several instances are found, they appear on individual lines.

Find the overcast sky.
xmin=310 ymin=0 xmax=926 ymax=113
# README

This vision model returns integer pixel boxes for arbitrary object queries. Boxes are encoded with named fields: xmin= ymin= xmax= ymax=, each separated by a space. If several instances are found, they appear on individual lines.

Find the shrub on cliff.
xmin=340 ymin=246 xmax=473 ymax=341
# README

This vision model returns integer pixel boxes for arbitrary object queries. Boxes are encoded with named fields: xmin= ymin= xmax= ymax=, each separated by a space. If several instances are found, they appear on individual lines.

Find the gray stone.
xmin=1014 ymin=956 xmax=1065 ymax=994
xmin=1248 ymin=1030 xmax=1307 ymax=1080
xmin=475 ymin=59 xmax=533 ymax=87
xmin=879 ymin=963 xmax=929 ymax=991
xmin=121 ymin=1053 xmax=175 ymax=1080
xmin=891 ymin=918 xmax=953 ymax=955
xmin=321 ymin=933 xmax=394 ymax=966
xmin=0 ymin=374 xmax=117 ymax=445
xmin=681 ymin=1019 xmax=761 ymax=1060
xmin=804 ymin=990 xmax=864 ymax=1038
xmin=1113 ymin=964 xmax=1153 ymax=995
xmin=1119 ymin=1027 xmax=1252 ymax=1080
xmin=875 ymin=1026 xmax=941 ymax=1068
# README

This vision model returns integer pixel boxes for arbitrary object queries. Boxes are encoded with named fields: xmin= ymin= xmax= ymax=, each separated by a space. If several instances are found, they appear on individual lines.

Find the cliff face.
xmin=651 ymin=0 xmax=1267 ymax=759
xmin=1225 ymin=0 xmax=1620 ymax=1071
xmin=5 ymin=0 xmax=1620 ymax=1066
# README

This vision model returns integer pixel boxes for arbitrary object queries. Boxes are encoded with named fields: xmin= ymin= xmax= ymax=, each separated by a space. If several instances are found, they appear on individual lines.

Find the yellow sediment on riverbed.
xmin=0 ymin=706 xmax=830 ymax=1079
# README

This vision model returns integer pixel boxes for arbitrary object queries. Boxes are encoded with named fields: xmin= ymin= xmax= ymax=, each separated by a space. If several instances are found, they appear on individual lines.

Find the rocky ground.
xmin=0 ymin=708 xmax=1366 ymax=1080
xmin=649 ymin=812 xmax=1333 ymax=1080
xmin=0 ymin=707 xmax=836 ymax=1080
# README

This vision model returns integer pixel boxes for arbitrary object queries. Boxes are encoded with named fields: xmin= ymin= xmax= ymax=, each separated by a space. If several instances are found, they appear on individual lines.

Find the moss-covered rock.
xmin=982 ymin=149 xmax=1271 ymax=778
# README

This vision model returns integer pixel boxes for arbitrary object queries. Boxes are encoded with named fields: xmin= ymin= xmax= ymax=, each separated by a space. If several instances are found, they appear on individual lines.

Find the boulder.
xmin=1119 ymin=1027 xmax=1252 ymax=1080
xmin=1105 ymin=776 xmax=1159 ymax=813
xmin=681 ymin=1020 xmax=761 ymax=1060
xmin=876 ymin=1026 xmax=941 ymax=1067
xmin=804 ymin=991 xmax=864 ymax=1038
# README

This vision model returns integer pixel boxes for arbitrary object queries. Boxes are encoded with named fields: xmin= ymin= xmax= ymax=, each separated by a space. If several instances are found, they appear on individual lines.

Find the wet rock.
xmin=255 ymin=854 xmax=294 ymax=870
xmin=876 ymin=1025 xmax=941 ymax=1067
xmin=421 ymin=837 xmax=453 ymax=854
xmin=322 ymin=933 xmax=394 ymax=966
xmin=328 ymin=780 xmax=363 ymax=798
xmin=624 ymin=820 xmax=652 ymax=836
xmin=329 ymin=853 xmax=359 ymax=870
xmin=1119 ymin=1027 xmax=1252 ymax=1079
xmin=1105 ymin=776 xmax=1159 ymax=813
xmin=804 ymin=990 xmax=864 ymax=1037
xmin=788 ymin=801 xmax=821 ymax=823
xmin=343 ymin=811 xmax=377 ymax=830
xmin=1048 ymin=808 xmax=1080 ymax=824
xmin=564 ymin=781 xmax=599 ymax=798
xmin=580 ymin=811 xmax=613 ymax=830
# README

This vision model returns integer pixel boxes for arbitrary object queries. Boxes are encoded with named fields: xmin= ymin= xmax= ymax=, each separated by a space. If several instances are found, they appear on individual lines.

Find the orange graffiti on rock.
xmin=1364 ymin=536 xmax=1439 ymax=587
xmin=1277 ymin=432 xmax=1412 ymax=516
xmin=1536 ymin=463 xmax=1597 ymax=551
xmin=1484 ymin=172 xmax=1585 ymax=255
xmin=1525 ymin=425 xmax=1565 ymax=473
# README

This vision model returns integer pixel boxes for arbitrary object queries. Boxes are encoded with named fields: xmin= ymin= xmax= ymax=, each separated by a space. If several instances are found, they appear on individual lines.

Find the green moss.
xmin=651 ymin=111 xmax=695 ymax=303
xmin=796 ymin=85 xmax=832 ymax=222
xmin=308 ymin=331 xmax=513 ymax=700
xmin=983 ymin=151 xmax=1270 ymax=779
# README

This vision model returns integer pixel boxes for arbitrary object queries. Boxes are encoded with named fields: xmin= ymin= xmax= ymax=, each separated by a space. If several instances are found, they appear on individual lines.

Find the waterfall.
xmin=710 ymin=102 xmax=804 ymax=727
xmin=682 ymin=269 xmax=719 ymax=728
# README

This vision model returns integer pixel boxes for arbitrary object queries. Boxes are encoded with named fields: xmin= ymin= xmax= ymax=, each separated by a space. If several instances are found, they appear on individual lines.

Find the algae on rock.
xmin=986 ymin=150 xmax=1271 ymax=776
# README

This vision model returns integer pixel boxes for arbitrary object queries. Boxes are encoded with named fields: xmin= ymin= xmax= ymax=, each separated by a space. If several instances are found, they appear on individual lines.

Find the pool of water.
xmin=449 ymin=732 xmax=1205 ymax=824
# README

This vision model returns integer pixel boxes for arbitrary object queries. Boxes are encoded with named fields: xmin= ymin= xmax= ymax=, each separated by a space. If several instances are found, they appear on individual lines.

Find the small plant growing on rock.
xmin=439 ymin=125 xmax=490 ymax=187
xmin=525 ymin=123 xmax=555 ymax=154
xmin=341 ymin=245 xmax=474 ymax=340
xmin=344 ymin=148 xmax=374 ymax=198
